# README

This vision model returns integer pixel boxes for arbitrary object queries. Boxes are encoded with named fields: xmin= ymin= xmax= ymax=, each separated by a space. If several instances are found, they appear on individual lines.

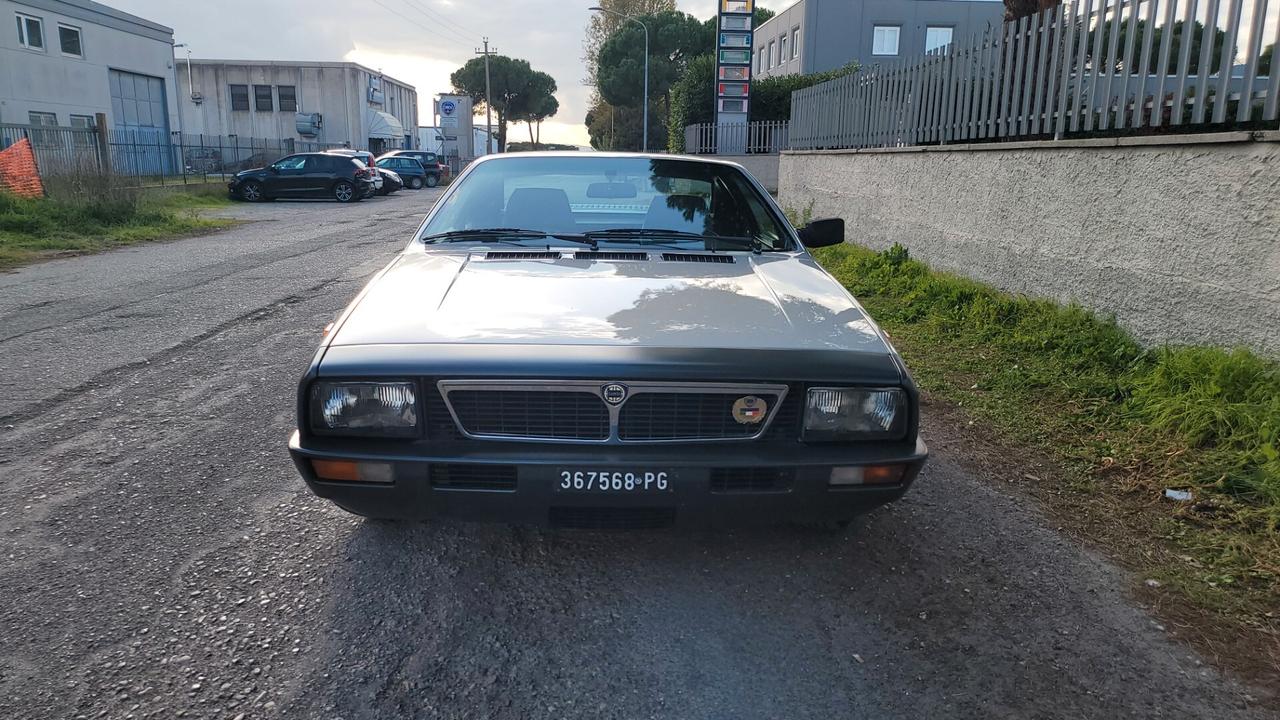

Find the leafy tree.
xmin=1003 ymin=0 xmax=1062 ymax=21
xmin=582 ymin=0 xmax=677 ymax=87
xmin=450 ymin=56 xmax=558 ymax=152
xmin=596 ymin=10 xmax=710 ymax=150
xmin=511 ymin=71 xmax=559 ymax=149
xmin=1085 ymin=19 xmax=1228 ymax=75
xmin=586 ymin=96 xmax=647 ymax=150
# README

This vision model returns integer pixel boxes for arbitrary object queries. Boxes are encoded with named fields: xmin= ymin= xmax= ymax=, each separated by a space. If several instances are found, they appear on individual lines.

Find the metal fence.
xmin=790 ymin=0 xmax=1279 ymax=150
xmin=684 ymin=121 xmax=791 ymax=154
xmin=0 ymin=123 xmax=346 ymax=184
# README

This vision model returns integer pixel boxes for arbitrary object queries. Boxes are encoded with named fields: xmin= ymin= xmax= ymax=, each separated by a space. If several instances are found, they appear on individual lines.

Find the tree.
xmin=515 ymin=77 xmax=560 ymax=149
xmin=1004 ymin=0 xmax=1061 ymax=21
xmin=596 ymin=10 xmax=710 ymax=150
xmin=582 ymin=0 xmax=676 ymax=87
xmin=450 ymin=56 xmax=559 ymax=153
xmin=1260 ymin=43 xmax=1273 ymax=77
xmin=1086 ymin=19 xmax=1229 ymax=75
xmin=586 ymin=96 xmax=647 ymax=150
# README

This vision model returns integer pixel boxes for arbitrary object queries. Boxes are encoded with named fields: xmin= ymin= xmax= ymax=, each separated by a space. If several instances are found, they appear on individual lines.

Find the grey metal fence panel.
xmin=1213 ymin=0 xmax=1245 ymax=122
xmin=784 ymin=0 xmax=1275 ymax=152
xmin=1268 ymin=1 xmax=1280 ymax=120
xmin=1191 ymin=0 xmax=1222 ymax=123
xmin=1118 ymin=0 xmax=1143 ymax=128
xmin=1236 ymin=0 xmax=1269 ymax=121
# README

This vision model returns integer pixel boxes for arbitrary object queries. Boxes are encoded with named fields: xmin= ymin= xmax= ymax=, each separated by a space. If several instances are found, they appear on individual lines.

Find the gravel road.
xmin=0 ymin=192 xmax=1270 ymax=719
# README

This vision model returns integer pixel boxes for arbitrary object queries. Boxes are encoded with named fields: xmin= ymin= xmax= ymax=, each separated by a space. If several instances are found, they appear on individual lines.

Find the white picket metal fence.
xmin=790 ymin=0 xmax=1279 ymax=150
xmin=684 ymin=121 xmax=791 ymax=154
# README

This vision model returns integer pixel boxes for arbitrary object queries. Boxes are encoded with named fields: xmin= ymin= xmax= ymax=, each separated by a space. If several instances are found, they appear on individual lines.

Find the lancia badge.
xmin=731 ymin=395 xmax=768 ymax=425
xmin=602 ymin=383 xmax=628 ymax=405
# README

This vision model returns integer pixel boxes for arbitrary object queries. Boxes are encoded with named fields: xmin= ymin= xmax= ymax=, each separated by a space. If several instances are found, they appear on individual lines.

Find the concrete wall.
xmin=723 ymin=154 xmax=780 ymax=193
xmin=755 ymin=0 xmax=1005 ymax=79
xmin=779 ymin=133 xmax=1280 ymax=356
xmin=0 ymin=0 xmax=176 ymax=128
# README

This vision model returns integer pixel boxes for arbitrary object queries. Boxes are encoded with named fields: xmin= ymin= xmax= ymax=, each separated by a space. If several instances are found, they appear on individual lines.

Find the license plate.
xmin=556 ymin=469 xmax=672 ymax=493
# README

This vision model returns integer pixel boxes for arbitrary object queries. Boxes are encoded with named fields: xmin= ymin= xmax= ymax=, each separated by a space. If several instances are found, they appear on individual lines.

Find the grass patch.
xmin=0 ymin=185 xmax=233 ymax=268
xmin=810 ymin=241 xmax=1280 ymax=624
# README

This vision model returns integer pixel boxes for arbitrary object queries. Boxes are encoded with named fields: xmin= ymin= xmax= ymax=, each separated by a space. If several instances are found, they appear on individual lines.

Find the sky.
xmin=108 ymin=0 xmax=796 ymax=147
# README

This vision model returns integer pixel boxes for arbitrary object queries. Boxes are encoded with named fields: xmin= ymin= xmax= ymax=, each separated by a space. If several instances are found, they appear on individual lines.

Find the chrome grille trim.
xmin=436 ymin=380 xmax=789 ymax=444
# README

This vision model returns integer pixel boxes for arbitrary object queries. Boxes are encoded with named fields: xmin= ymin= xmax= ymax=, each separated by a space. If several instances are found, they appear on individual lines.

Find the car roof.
xmin=467 ymin=150 xmax=747 ymax=170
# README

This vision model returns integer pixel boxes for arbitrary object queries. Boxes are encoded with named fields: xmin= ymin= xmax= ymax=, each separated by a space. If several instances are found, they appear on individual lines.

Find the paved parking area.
xmin=0 ymin=189 xmax=1271 ymax=719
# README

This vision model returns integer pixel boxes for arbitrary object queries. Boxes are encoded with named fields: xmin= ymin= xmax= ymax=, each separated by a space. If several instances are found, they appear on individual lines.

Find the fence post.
xmin=93 ymin=112 xmax=111 ymax=174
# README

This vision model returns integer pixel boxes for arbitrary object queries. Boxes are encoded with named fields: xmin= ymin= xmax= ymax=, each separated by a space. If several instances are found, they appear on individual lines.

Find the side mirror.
xmin=797 ymin=218 xmax=844 ymax=248
xmin=268 ymin=165 xmax=280 ymax=174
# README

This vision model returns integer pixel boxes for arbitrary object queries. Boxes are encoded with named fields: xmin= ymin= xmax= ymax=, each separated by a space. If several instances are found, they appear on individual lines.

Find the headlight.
xmin=309 ymin=381 xmax=418 ymax=436
xmin=803 ymin=387 xmax=907 ymax=441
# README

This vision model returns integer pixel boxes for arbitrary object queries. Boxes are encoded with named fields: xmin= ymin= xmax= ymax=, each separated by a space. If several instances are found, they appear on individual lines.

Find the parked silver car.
xmin=289 ymin=153 xmax=927 ymax=529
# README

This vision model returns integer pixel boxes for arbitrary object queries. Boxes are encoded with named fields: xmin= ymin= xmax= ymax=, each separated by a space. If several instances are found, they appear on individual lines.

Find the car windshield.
xmin=420 ymin=156 xmax=791 ymax=251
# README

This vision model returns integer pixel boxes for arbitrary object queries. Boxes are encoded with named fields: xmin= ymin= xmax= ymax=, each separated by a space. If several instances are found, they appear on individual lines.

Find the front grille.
xmin=710 ymin=467 xmax=795 ymax=493
xmin=765 ymin=387 xmax=803 ymax=441
xmin=617 ymin=392 xmax=783 ymax=441
xmin=661 ymin=253 xmax=735 ymax=264
xmin=447 ymin=389 xmax=609 ymax=440
xmin=431 ymin=464 xmax=517 ymax=491
xmin=425 ymin=385 xmax=465 ymax=440
xmin=549 ymin=506 xmax=676 ymax=530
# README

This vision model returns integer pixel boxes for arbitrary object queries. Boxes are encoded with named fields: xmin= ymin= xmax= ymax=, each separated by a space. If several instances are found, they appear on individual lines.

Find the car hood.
xmin=329 ymin=248 xmax=893 ymax=354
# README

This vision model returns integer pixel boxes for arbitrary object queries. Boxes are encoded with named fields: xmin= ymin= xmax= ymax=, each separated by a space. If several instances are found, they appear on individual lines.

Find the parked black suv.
xmin=228 ymin=153 xmax=375 ymax=203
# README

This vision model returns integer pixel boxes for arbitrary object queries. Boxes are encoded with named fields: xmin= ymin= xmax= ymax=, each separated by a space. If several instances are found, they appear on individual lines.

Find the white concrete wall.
xmin=779 ymin=133 xmax=1280 ymax=356
xmin=0 ymin=0 xmax=176 ymax=128
xmin=722 ymin=154 xmax=780 ymax=193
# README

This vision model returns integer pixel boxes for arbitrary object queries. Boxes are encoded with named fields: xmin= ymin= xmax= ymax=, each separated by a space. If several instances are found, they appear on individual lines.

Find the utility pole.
xmin=475 ymin=38 xmax=497 ymax=154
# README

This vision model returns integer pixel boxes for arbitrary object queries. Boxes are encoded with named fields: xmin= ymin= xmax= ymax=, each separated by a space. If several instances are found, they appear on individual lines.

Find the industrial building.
xmin=754 ymin=0 xmax=1006 ymax=78
xmin=175 ymin=60 xmax=418 ymax=153
xmin=0 ymin=0 xmax=178 ymax=134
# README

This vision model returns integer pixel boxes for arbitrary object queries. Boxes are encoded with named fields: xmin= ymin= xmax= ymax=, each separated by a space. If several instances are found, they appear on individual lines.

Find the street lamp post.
xmin=589 ymin=6 xmax=648 ymax=152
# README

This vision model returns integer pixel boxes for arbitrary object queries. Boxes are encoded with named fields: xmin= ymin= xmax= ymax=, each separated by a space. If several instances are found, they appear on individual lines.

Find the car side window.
xmin=301 ymin=156 xmax=322 ymax=171
xmin=275 ymin=155 xmax=307 ymax=171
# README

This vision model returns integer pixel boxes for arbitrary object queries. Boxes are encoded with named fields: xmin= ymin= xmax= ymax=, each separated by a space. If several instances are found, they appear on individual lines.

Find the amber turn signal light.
xmin=828 ymin=464 xmax=906 ymax=486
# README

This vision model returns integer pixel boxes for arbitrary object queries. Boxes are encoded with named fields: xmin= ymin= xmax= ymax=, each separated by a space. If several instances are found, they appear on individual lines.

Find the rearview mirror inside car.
xmin=587 ymin=182 xmax=638 ymax=199
xmin=798 ymin=218 xmax=844 ymax=248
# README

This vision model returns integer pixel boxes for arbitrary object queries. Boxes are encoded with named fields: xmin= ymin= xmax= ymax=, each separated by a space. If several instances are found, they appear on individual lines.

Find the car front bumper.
xmin=288 ymin=431 xmax=927 ymax=528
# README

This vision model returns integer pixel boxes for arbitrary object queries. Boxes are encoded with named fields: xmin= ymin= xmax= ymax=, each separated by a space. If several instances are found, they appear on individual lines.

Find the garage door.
xmin=108 ymin=69 xmax=172 ymax=175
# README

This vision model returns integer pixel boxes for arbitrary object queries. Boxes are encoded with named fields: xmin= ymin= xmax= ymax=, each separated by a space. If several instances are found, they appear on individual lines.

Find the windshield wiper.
xmin=584 ymin=228 xmax=774 ymax=254
xmin=420 ymin=228 xmax=597 ymax=249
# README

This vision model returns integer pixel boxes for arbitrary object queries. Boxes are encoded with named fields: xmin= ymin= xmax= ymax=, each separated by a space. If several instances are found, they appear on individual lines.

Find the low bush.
xmin=0 ymin=182 xmax=231 ymax=267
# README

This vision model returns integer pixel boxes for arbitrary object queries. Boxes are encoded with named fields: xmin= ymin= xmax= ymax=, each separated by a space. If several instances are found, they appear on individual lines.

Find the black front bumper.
xmin=289 ymin=432 xmax=927 ymax=528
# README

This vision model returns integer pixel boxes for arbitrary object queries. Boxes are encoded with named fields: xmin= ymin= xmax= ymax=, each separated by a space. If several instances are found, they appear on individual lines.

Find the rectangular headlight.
xmin=803 ymin=387 xmax=907 ymax=442
xmin=309 ymin=381 xmax=418 ymax=437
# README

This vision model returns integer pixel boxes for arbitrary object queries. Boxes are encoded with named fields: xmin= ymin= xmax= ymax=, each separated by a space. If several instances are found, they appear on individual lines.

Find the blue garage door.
xmin=108 ymin=69 xmax=173 ymax=175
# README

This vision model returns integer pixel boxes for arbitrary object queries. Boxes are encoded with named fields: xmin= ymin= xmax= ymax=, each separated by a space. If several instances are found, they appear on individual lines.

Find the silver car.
xmin=289 ymin=152 xmax=927 ymax=529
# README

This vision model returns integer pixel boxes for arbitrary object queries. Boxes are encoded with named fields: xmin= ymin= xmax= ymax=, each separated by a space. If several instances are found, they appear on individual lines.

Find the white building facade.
xmin=176 ymin=60 xmax=418 ymax=153
xmin=0 ymin=0 xmax=178 ymax=133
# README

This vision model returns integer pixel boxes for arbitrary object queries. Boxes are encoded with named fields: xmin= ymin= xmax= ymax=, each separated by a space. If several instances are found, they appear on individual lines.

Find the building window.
xmin=278 ymin=85 xmax=297 ymax=112
xmin=58 ymin=23 xmax=82 ymax=57
xmin=253 ymin=84 xmax=273 ymax=111
xmin=756 ymin=48 xmax=763 ymax=72
xmin=872 ymin=25 xmax=900 ymax=56
xmin=779 ymin=34 xmax=788 ymax=63
xmin=229 ymin=84 xmax=249 ymax=111
xmin=15 ymin=13 xmax=44 ymax=50
xmin=792 ymin=28 xmax=800 ymax=59
xmin=28 ymin=111 xmax=57 ymax=126
xmin=767 ymin=40 xmax=775 ymax=68
xmin=925 ymin=26 xmax=954 ymax=52
xmin=70 ymin=114 xmax=95 ymax=147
